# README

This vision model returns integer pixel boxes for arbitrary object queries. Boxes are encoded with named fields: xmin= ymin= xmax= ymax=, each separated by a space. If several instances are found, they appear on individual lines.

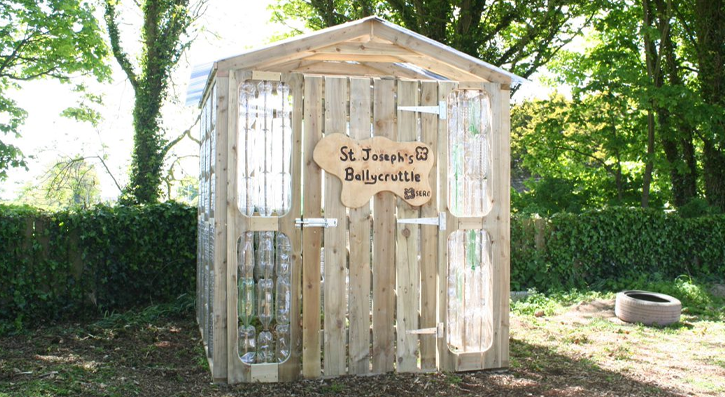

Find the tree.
xmin=17 ymin=157 xmax=101 ymax=210
xmin=104 ymin=0 xmax=201 ymax=204
xmin=271 ymin=0 xmax=602 ymax=81
xmin=0 ymin=0 xmax=110 ymax=180
xmin=511 ymin=93 xmax=655 ymax=214
xmin=680 ymin=0 xmax=725 ymax=210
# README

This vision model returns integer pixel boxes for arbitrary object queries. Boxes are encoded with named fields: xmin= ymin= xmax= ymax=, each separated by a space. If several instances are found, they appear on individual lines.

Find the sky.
xmin=1 ymin=0 xmax=290 ymax=201
xmin=1 ymin=0 xmax=552 ymax=202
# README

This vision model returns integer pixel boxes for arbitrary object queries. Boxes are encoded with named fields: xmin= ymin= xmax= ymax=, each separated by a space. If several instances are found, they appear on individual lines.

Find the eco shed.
xmin=195 ymin=16 xmax=519 ymax=383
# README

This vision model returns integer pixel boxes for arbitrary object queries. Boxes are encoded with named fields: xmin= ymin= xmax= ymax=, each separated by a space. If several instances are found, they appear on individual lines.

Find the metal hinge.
xmin=397 ymin=212 xmax=446 ymax=231
xmin=406 ymin=323 xmax=444 ymax=338
xmin=398 ymin=100 xmax=447 ymax=119
xmin=295 ymin=217 xmax=338 ymax=228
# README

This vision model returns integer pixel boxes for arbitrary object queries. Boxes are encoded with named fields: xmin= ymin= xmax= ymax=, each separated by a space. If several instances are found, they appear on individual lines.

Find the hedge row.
xmin=512 ymin=208 xmax=725 ymax=291
xmin=3 ymin=203 xmax=723 ymax=328
xmin=0 ymin=203 xmax=196 ymax=328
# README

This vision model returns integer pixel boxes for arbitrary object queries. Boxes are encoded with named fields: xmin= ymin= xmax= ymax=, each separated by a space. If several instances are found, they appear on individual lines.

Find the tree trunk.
xmin=695 ymin=0 xmax=725 ymax=210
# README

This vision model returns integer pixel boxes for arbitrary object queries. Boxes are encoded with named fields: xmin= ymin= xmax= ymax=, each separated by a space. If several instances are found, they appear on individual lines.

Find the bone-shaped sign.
xmin=313 ymin=133 xmax=435 ymax=208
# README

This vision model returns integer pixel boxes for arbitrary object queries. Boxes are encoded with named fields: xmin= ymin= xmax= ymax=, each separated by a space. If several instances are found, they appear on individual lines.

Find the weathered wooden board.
xmin=302 ymin=76 xmax=323 ymax=379
xmin=278 ymin=72 xmax=305 ymax=382
xmin=371 ymin=78 xmax=396 ymax=374
xmin=347 ymin=77 xmax=372 ymax=375
xmin=313 ymin=134 xmax=434 ymax=208
xmin=212 ymin=75 xmax=229 ymax=382
xmin=418 ymin=81 xmax=439 ymax=371
xmin=395 ymin=80 xmax=421 ymax=372
xmin=323 ymin=77 xmax=349 ymax=377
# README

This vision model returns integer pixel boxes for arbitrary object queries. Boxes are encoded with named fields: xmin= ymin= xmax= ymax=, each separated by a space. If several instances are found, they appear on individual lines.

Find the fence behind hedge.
xmin=0 ymin=202 xmax=196 ymax=327
xmin=512 ymin=208 xmax=725 ymax=291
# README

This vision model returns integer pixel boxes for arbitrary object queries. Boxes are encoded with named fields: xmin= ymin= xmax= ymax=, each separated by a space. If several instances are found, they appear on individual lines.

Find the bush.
xmin=0 ymin=202 xmax=196 ymax=330
xmin=511 ymin=207 xmax=725 ymax=291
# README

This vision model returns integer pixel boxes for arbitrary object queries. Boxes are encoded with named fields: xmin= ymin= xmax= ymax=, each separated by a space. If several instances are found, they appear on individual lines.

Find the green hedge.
xmin=511 ymin=207 xmax=725 ymax=291
xmin=0 ymin=202 xmax=196 ymax=328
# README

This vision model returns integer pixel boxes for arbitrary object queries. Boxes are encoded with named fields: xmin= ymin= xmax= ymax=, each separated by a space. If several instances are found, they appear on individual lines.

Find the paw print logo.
xmin=404 ymin=188 xmax=415 ymax=200
xmin=415 ymin=146 xmax=429 ymax=161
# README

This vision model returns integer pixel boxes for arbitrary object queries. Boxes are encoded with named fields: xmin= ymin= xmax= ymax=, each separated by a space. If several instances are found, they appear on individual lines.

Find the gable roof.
xmin=217 ymin=16 xmax=522 ymax=84
xmin=186 ymin=16 xmax=524 ymax=105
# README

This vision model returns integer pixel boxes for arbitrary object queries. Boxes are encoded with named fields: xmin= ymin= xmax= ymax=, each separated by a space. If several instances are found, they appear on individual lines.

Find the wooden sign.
xmin=313 ymin=133 xmax=434 ymax=208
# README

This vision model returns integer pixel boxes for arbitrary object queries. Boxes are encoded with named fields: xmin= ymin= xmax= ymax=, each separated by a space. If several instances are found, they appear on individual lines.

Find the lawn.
xmin=1 ymin=280 xmax=723 ymax=397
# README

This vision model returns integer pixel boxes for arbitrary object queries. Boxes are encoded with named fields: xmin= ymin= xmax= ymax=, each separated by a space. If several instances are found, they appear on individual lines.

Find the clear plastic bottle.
xmin=257 ymin=330 xmax=275 ymax=363
xmin=257 ymin=278 xmax=274 ymax=329
xmin=257 ymin=232 xmax=274 ymax=279
xmin=275 ymin=323 xmax=290 ymax=362
xmin=239 ymin=324 xmax=256 ymax=364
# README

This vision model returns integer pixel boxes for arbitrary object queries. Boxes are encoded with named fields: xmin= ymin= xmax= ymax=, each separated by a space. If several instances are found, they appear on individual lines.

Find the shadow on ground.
xmin=0 ymin=313 xmax=683 ymax=397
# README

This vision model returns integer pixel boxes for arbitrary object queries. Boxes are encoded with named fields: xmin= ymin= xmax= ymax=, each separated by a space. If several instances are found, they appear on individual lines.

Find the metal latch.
xmin=398 ymin=100 xmax=447 ymax=119
xmin=397 ymin=212 xmax=446 ymax=231
xmin=406 ymin=323 xmax=444 ymax=338
xmin=295 ymin=218 xmax=338 ymax=228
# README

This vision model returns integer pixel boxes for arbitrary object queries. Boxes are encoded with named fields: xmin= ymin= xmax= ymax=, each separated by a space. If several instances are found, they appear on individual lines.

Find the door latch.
xmin=398 ymin=100 xmax=447 ymax=119
xmin=396 ymin=212 xmax=446 ymax=231
xmin=406 ymin=323 xmax=444 ymax=338
xmin=295 ymin=217 xmax=338 ymax=228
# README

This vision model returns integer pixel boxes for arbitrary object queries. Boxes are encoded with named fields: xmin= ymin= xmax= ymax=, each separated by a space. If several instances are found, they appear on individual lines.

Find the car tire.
xmin=614 ymin=290 xmax=681 ymax=326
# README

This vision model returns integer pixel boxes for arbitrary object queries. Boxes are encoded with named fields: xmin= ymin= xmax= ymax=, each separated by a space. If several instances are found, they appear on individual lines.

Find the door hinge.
xmin=406 ymin=323 xmax=444 ymax=338
xmin=295 ymin=217 xmax=338 ymax=228
xmin=398 ymin=100 xmax=447 ymax=119
xmin=397 ymin=212 xmax=446 ymax=231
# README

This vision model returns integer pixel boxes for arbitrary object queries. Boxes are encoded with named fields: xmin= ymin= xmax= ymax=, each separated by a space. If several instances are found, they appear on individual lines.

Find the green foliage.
xmin=511 ymin=208 xmax=725 ymax=291
xmin=16 ymin=157 xmax=102 ymax=211
xmin=270 ymin=0 xmax=604 ymax=80
xmin=0 ymin=0 xmax=111 ymax=179
xmin=511 ymin=289 xmax=613 ymax=316
xmin=0 ymin=202 xmax=196 ymax=331
xmin=104 ymin=0 xmax=194 ymax=204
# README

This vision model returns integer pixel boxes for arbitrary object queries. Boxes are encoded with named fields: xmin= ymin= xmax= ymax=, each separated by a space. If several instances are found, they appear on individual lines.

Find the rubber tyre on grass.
xmin=614 ymin=290 xmax=681 ymax=326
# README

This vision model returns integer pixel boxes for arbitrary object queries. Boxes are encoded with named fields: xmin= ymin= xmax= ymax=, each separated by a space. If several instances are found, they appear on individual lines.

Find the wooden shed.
xmin=195 ymin=16 xmax=519 ymax=383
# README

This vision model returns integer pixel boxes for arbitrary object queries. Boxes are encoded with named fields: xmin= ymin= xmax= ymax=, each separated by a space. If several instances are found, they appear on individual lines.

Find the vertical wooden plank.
xmin=395 ymin=80 xmax=420 ymax=372
xmin=372 ymin=78 xmax=397 ymax=374
xmin=302 ymin=76 xmax=323 ymax=378
xmin=418 ymin=81 xmax=438 ymax=371
xmin=481 ymin=83 xmax=510 ymax=369
xmin=500 ymin=85 xmax=511 ymax=369
xmin=213 ymin=74 xmax=229 ymax=382
xmin=347 ymin=77 xmax=372 ymax=375
xmin=323 ymin=76 xmax=349 ymax=376
xmin=279 ymin=72 xmax=305 ymax=381
xmin=436 ymin=81 xmax=457 ymax=372
xmin=225 ymin=69 xmax=245 ymax=384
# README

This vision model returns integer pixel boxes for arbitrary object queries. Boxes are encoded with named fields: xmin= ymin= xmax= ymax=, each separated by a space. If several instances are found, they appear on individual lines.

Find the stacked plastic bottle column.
xmin=236 ymin=80 xmax=294 ymax=364
xmin=447 ymin=90 xmax=492 ymax=217
xmin=237 ymin=232 xmax=256 ymax=364
xmin=256 ymin=231 xmax=275 ymax=363
xmin=275 ymin=233 xmax=292 ymax=362
xmin=447 ymin=230 xmax=494 ymax=353
xmin=237 ymin=81 xmax=257 ymax=215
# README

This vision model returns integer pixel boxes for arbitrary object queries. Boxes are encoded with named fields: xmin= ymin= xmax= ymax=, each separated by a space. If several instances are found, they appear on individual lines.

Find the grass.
xmin=1 ymin=277 xmax=723 ymax=397
xmin=510 ymin=276 xmax=725 ymax=396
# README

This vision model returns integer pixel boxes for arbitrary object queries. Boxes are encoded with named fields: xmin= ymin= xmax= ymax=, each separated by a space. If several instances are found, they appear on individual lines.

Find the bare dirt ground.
xmin=1 ymin=300 xmax=723 ymax=397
